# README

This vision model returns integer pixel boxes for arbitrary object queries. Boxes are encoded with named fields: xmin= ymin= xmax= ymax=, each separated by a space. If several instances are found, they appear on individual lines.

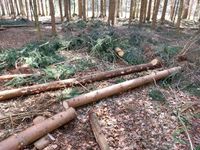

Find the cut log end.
xmin=150 ymin=58 xmax=162 ymax=66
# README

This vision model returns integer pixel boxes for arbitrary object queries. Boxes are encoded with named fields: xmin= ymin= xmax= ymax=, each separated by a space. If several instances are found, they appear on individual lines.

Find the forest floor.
xmin=0 ymin=18 xmax=200 ymax=150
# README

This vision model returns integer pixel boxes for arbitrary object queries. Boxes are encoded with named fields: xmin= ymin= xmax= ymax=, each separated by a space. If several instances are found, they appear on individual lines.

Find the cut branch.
xmin=0 ymin=59 xmax=161 ymax=101
xmin=0 ymin=108 xmax=76 ymax=150
xmin=64 ymin=67 xmax=182 ymax=108
xmin=89 ymin=111 xmax=110 ymax=150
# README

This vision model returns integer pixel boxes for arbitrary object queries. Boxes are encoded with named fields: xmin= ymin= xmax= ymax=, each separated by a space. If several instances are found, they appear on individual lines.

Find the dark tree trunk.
xmin=49 ymin=0 xmax=57 ymax=36
xmin=161 ymin=0 xmax=168 ymax=24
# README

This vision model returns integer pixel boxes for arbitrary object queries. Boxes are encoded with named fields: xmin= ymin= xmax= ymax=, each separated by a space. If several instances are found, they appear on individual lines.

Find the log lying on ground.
xmin=89 ymin=112 xmax=110 ymax=150
xmin=64 ymin=67 xmax=181 ymax=108
xmin=0 ymin=27 xmax=6 ymax=31
xmin=0 ymin=74 xmax=33 ymax=82
xmin=0 ymin=108 xmax=76 ymax=150
xmin=0 ymin=59 xmax=161 ymax=101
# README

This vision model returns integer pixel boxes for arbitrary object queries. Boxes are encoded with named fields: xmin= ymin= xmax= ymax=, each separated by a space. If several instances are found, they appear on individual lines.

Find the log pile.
xmin=0 ymin=59 xmax=182 ymax=149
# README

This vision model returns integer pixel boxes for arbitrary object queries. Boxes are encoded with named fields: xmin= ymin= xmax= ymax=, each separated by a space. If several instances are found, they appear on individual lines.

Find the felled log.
xmin=64 ymin=67 xmax=181 ymax=108
xmin=0 ymin=108 xmax=76 ymax=150
xmin=33 ymin=116 xmax=54 ymax=150
xmin=0 ymin=74 xmax=33 ymax=82
xmin=89 ymin=112 xmax=110 ymax=150
xmin=0 ymin=27 xmax=6 ymax=31
xmin=0 ymin=59 xmax=161 ymax=101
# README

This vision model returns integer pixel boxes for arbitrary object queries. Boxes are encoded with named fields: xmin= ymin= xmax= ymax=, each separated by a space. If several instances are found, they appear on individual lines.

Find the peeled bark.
xmin=64 ymin=67 xmax=182 ymax=108
xmin=0 ymin=59 xmax=161 ymax=101
xmin=0 ymin=74 xmax=33 ymax=82
xmin=89 ymin=112 xmax=110 ymax=150
xmin=0 ymin=108 xmax=76 ymax=150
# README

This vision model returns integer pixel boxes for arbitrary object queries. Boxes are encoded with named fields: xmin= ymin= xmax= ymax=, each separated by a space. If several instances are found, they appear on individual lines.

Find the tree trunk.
xmin=176 ymin=0 xmax=184 ymax=31
xmin=49 ymin=0 xmax=57 ymax=36
xmin=19 ymin=0 xmax=25 ymax=16
xmin=33 ymin=0 xmax=42 ymax=39
xmin=0 ymin=59 xmax=161 ymax=101
xmin=172 ymin=0 xmax=179 ymax=23
xmin=152 ymin=0 xmax=160 ymax=29
xmin=103 ymin=0 xmax=106 ymax=16
xmin=146 ymin=0 xmax=152 ymax=21
xmin=188 ymin=0 xmax=194 ymax=20
xmin=40 ymin=0 xmax=45 ymax=15
xmin=59 ymin=0 xmax=63 ymax=22
xmin=64 ymin=0 xmax=70 ymax=20
xmin=182 ymin=0 xmax=190 ymax=19
xmin=4 ymin=0 xmax=11 ymax=16
xmin=0 ymin=0 xmax=5 ymax=16
xmin=37 ymin=0 xmax=41 ymax=15
xmin=92 ymin=0 xmax=94 ymax=17
xmin=64 ymin=67 xmax=182 ymax=108
xmin=160 ymin=0 xmax=168 ymax=24
xmin=116 ymin=0 xmax=120 ymax=18
xmin=14 ymin=0 xmax=20 ymax=15
xmin=170 ymin=0 xmax=175 ymax=20
xmin=0 ymin=108 xmax=76 ymax=150
xmin=9 ymin=0 xmax=16 ymax=18
xmin=83 ymin=0 xmax=86 ymax=20
xmin=45 ymin=0 xmax=49 ymax=15
xmin=30 ymin=0 xmax=33 ymax=21
xmin=89 ymin=112 xmax=110 ymax=150
xmin=100 ymin=0 xmax=104 ymax=17
xmin=25 ymin=0 xmax=30 ymax=20
xmin=68 ymin=0 xmax=71 ymax=18
xmin=108 ymin=0 xmax=116 ymax=26
xmin=129 ymin=0 xmax=134 ymax=26
xmin=142 ymin=0 xmax=148 ymax=22
xmin=78 ymin=0 xmax=82 ymax=18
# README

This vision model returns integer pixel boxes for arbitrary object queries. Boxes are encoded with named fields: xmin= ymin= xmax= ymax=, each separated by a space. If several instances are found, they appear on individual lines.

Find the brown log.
xmin=64 ymin=67 xmax=182 ymax=108
xmin=0 ymin=74 xmax=33 ymax=82
xmin=0 ymin=107 xmax=76 ymax=150
xmin=0 ymin=59 xmax=161 ymax=101
xmin=89 ymin=112 xmax=110 ymax=150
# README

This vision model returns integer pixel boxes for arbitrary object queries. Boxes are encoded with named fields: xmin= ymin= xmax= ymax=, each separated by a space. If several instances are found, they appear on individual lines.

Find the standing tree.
xmin=182 ymin=0 xmax=190 ymax=19
xmin=25 ymin=0 xmax=30 ymax=20
xmin=108 ymin=0 xmax=116 ymax=25
xmin=40 ymin=0 xmax=45 ymax=16
xmin=83 ymin=0 xmax=86 ymax=20
xmin=176 ymin=0 xmax=184 ymax=31
xmin=146 ymin=0 xmax=152 ymax=21
xmin=100 ymin=0 xmax=104 ymax=17
xmin=92 ymin=0 xmax=94 ymax=18
xmin=19 ymin=0 xmax=26 ymax=16
xmin=170 ymin=0 xmax=175 ymax=20
xmin=78 ymin=0 xmax=83 ymax=18
xmin=59 ymin=0 xmax=63 ymax=22
xmin=0 ymin=0 xmax=5 ymax=16
xmin=161 ymin=0 xmax=168 ymax=24
xmin=9 ymin=0 xmax=16 ymax=18
xmin=152 ymin=0 xmax=160 ymax=29
xmin=103 ymin=0 xmax=106 ymax=16
xmin=49 ymin=0 xmax=57 ymax=36
xmin=32 ymin=0 xmax=42 ymax=39
xmin=129 ymin=0 xmax=134 ymax=26
xmin=14 ymin=0 xmax=20 ymax=16
xmin=116 ymin=0 xmax=120 ymax=18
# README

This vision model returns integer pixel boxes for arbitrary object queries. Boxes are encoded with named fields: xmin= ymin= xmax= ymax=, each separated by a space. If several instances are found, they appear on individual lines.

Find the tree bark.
xmin=49 ymin=0 xmax=57 ymax=36
xmin=92 ymin=0 xmax=94 ymax=17
xmin=129 ymin=0 xmax=134 ymax=26
xmin=9 ymin=0 xmax=16 ymax=18
xmin=89 ymin=112 xmax=110 ymax=150
xmin=103 ymin=0 xmax=106 ymax=16
xmin=78 ymin=0 xmax=82 ymax=18
xmin=146 ymin=0 xmax=152 ymax=21
xmin=161 ymin=0 xmax=168 ymax=24
xmin=0 ymin=0 xmax=5 ymax=16
xmin=59 ymin=0 xmax=63 ymax=22
xmin=152 ymin=0 xmax=160 ymax=29
xmin=108 ymin=0 xmax=116 ymax=26
xmin=100 ymin=0 xmax=104 ymax=17
xmin=64 ymin=67 xmax=182 ymax=108
xmin=40 ymin=0 xmax=45 ymax=16
xmin=25 ymin=0 xmax=30 ymax=20
xmin=33 ymin=0 xmax=42 ymax=39
xmin=170 ymin=0 xmax=175 ymax=20
xmin=19 ymin=0 xmax=25 ymax=16
xmin=176 ymin=0 xmax=184 ymax=31
xmin=83 ymin=0 xmax=86 ymax=21
xmin=182 ymin=0 xmax=190 ymax=19
xmin=0 ymin=74 xmax=33 ymax=82
xmin=0 ymin=59 xmax=161 ymax=101
xmin=0 ymin=108 xmax=76 ymax=150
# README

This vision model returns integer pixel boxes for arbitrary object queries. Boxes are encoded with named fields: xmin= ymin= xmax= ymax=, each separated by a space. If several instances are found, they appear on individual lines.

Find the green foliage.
xmin=129 ymin=32 xmax=143 ymax=46
xmin=114 ymin=78 xmax=126 ymax=84
xmin=0 ymin=40 xmax=65 ymax=69
xmin=182 ymin=83 xmax=200 ymax=97
xmin=0 ymin=18 xmax=30 ymax=26
xmin=159 ymin=72 xmax=182 ymax=88
xmin=61 ymin=37 xmax=86 ymax=50
xmin=88 ymin=19 xmax=104 ymax=28
xmin=75 ymin=59 xmax=95 ymax=71
xmin=122 ymin=47 xmax=145 ymax=65
xmin=156 ymin=45 xmax=182 ymax=62
xmin=57 ymin=88 xmax=81 ymax=101
xmin=90 ymin=35 xmax=118 ymax=62
xmin=148 ymin=89 xmax=166 ymax=102
xmin=43 ymin=65 xmax=76 ymax=80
